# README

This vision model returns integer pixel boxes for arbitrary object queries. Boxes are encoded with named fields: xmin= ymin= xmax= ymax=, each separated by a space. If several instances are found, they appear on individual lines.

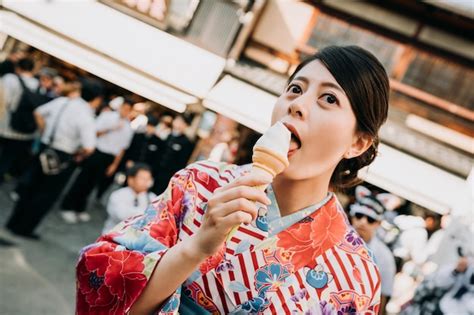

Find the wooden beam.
xmin=391 ymin=46 xmax=415 ymax=80
xmin=306 ymin=1 xmax=474 ymax=68
xmin=390 ymin=79 xmax=474 ymax=123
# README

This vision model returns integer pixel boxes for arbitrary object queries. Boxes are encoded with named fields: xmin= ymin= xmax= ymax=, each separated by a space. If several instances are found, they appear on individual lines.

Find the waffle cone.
xmin=252 ymin=146 xmax=289 ymax=178
xmin=226 ymin=147 xmax=289 ymax=242
xmin=250 ymin=166 xmax=272 ymax=192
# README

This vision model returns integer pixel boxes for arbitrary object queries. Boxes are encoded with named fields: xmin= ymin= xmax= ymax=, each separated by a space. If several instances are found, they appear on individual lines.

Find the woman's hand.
xmin=191 ymin=173 xmax=272 ymax=258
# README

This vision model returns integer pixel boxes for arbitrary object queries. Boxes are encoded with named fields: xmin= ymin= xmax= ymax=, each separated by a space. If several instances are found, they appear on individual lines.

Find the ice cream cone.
xmin=226 ymin=122 xmax=291 ymax=241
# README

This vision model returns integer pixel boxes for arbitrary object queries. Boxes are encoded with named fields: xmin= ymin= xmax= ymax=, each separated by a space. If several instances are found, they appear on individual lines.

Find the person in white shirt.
xmin=60 ymin=100 xmax=134 ymax=224
xmin=0 ymin=58 xmax=39 ymax=184
xmin=5 ymin=78 xmax=103 ymax=239
xmin=102 ymin=163 xmax=156 ymax=234
xmin=349 ymin=186 xmax=397 ymax=315
xmin=436 ymin=256 xmax=474 ymax=315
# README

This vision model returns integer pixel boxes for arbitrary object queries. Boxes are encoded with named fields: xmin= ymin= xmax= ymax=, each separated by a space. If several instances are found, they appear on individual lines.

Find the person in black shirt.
xmin=95 ymin=114 xmax=172 ymax=200
xmin=152 ymin=114 xmax=194 ymax=195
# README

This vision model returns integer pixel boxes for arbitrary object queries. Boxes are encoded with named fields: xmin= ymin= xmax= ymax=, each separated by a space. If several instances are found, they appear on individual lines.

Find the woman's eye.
xmin=287 ymin=84 xmax=302 ymax=94
xmin=321 ymin=93 xmax=338 ymax=105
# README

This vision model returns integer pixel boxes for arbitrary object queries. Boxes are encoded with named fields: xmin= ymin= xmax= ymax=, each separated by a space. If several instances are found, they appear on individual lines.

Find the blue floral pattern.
xmin=255 ymin=263 xmax=290 ymax=296
xmin=238 ymin=296 xmax=271 ymax=313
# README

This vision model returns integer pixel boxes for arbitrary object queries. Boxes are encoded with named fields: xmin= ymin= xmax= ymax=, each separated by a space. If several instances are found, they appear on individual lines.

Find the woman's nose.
xmin=288 ymin=101 xmax=306 ymax=119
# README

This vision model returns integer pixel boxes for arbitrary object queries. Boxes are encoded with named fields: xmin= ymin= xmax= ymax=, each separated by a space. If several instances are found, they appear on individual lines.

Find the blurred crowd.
xmin=343 ymin=185 xmax=473 ymax=315
xmin=0 ymin=48 xmax=199 ymax=236
xmin=1 ymin=47 xmax=472 ymax=315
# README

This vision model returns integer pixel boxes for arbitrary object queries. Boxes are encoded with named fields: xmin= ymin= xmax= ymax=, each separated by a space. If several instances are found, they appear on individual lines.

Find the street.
xmin=0 ymin=177 xmax=111 ymax=315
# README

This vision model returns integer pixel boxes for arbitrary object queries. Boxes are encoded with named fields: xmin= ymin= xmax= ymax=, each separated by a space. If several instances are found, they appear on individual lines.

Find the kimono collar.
xmin=266 ymin=185 xmax=333 ymax=237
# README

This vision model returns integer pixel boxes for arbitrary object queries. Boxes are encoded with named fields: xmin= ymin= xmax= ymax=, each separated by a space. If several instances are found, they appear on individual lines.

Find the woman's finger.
xmin=214 ymin=185 xmax=271 ymax=206
xmin=220 ymin=210 xmax=254 ymax=227
xmin=224 ymin=172 xmax=272 ymax=191
xmin=208 ymin=198 xmax=259 ymax=221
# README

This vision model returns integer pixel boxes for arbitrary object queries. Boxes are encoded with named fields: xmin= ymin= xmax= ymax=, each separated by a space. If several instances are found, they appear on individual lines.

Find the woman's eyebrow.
xmin=291 ymin=76 xmax=309 ymax=84
xmin=320 ymin=82 xmax=344 ymax=94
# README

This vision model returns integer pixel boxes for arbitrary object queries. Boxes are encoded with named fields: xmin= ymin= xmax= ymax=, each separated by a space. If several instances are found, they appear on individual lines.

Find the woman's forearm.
xmin=129 ymin=236 xmax=206 ymax=315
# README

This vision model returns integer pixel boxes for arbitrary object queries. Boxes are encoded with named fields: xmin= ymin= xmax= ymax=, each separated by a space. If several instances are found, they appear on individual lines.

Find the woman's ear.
xmin=345 ymin=133 xmax=373 ymax=159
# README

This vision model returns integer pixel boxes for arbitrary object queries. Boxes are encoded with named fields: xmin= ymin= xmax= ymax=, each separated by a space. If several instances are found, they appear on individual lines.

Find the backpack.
xmin=9 ymin=75 xmax=50 ymax=133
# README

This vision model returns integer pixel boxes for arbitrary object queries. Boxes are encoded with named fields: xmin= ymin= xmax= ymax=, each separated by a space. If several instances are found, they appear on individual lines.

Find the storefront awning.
xmin=1 ymin=0 xmax=227 ymax=110
xmin=359 ymin=144 xmax=472 ymax=216
xmin=203 ymin=75 xmax=278 ymax=133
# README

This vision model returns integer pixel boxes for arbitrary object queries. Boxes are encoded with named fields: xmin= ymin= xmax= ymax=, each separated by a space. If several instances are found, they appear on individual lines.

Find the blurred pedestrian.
xmin=5 ymin=78 xmax=103 ymax=239
xmin=436 ymin=256 xmax=474 ymax=315
xmin=123 ymin=115 xmax=159 ymax=169
xmin=208 ymin=130 xmax=238 ymax=163
xmin=94 ymin=97 xmax=136 ymax=201
xmin=102 ymin=163 xmax=156 ymax=234
xmin=152 ymin=113 xmax=194 ymax=194
xmin=401 ymin=255 xmax=474 ymax=315
xmin=122 ymin=114 xmax=172 ymax=177
xmin=52 ymin=75 xmax=65 ymax=97
xmin=350 ymin=185 xmax=397 ymax=315
xmin=37 ymin=67 xmax=59 ymax=101
xmin=0 ymin=48 xmax=26 ymax=77
xmin=60 ymin=98 xmax=133 ymax=223
xmin=0 ymin=58 xmax=39 ymax=184
xmin=130 ymin=102 xmax=148 ymax=133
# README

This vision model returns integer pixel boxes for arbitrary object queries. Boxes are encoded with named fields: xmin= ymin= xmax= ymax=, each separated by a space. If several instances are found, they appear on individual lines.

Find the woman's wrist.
xmin=183 ymin=235 xmax=209 ymax=263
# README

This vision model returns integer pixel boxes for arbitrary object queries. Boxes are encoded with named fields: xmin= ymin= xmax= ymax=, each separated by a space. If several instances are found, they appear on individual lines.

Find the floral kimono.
xmin=76 ymin=161 xmax=381 ymax=314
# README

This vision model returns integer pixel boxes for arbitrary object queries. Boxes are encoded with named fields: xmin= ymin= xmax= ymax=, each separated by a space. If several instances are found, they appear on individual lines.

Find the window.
xmin=305 ymin=14 xmax=402 ymax=73
xmin=402 ymin=52 xmax=474 ymax=110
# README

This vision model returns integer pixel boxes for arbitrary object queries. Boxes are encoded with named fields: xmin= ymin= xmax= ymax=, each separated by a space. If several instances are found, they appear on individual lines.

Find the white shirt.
xmin=392 ymin=215 xmax=428 ymax=266
xmin=436 ymin=264 xmax=474 ymax=315
xmin=36 ymin=96 xmax=96 ymax=154
xmin=0 ymin=73 xmax=39 ymax=139
xmin=102 ymin=187 xmax=156 ymax=234
xmin=95 ymin=111 xmax=133 ymax=156
xmin=368 ymin=236 xmax=396 ymax=296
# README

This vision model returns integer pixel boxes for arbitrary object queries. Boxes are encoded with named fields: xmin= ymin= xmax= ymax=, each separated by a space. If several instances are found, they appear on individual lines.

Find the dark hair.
xmin=146 ymin=114 xmax=159 ymax=126
xmin=127 ymin=163 xmax=152 ymax=177
xmin=289 ymin=46 xmax=389 ymax=189
xmin=122 ymin=96 xmax=135 ymax=107
xmin=176 ymin=113 xmax=194 ymax=126
xmin=16 ymin=58 xmax=34 ymax=72
xmin=80 ymin=78 xmax=104 ymax=102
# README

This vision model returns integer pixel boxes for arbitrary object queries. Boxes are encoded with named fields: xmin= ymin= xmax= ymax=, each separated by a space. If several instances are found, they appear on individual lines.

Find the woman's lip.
xmin=282 ymin=122 xmax=301 ymax=143
xmin=288 ymin=148 xmax=298 ymax=158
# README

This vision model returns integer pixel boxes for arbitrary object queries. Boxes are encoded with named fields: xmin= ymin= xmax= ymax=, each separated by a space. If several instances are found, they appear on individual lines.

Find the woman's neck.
xmin=272 ymin=173 xmax=331 ymax=217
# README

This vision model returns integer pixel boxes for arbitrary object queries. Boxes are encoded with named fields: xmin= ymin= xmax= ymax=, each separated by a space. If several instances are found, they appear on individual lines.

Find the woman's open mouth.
xmin=283 ymin=123 xmax=302 ymax=157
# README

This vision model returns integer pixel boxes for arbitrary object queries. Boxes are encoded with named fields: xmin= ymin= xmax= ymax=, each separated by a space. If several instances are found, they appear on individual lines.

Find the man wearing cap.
xmin=349 ymin=186 xmax=396 ymax=315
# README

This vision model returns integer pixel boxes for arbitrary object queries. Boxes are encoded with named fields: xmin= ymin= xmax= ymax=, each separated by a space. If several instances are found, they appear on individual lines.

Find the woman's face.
xmin=272 ymin=59 xmax=365 ymax=181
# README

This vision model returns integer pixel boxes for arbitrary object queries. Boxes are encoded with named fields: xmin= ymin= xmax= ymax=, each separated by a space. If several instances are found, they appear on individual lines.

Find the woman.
xmin=76 ymin=46 xmax=389 ymax=314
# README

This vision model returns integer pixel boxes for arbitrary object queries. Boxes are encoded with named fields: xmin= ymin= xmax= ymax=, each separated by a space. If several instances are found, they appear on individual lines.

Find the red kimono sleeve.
xmin=76 ymin=168 xmax=191 ymax=315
